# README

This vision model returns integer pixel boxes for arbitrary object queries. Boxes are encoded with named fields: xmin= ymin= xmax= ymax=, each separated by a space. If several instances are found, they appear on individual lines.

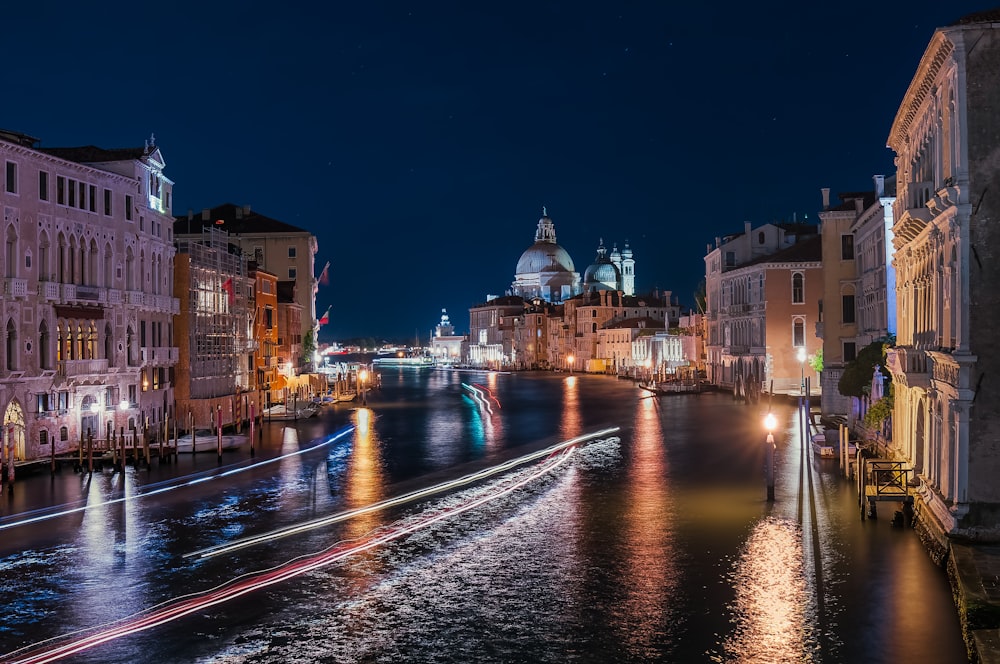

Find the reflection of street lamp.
xmin=567 ymin=355 xmax=574 ymax=374
xmin=764 ymin=412 xmax=777 ymax=501
xmin=359 ymin=368 xmax=368 ymax=406
xmin=796 ymin=347 xmax=807 ymax=395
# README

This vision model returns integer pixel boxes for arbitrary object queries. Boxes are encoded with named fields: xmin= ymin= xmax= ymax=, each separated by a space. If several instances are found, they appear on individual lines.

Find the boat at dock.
xmin=174 ymin=430 xmax=248 ymax=453
xmin=637 ymin=380 xmax=704 ymax=396
xmin=262 ymin=402 xmax=319 ymax=420
xmin=371 ymin=355 xmax=434 ymax=368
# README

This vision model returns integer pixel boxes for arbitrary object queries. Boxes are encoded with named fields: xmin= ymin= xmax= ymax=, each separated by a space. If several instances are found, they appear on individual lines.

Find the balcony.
xmin=58 ymin=358 xmax=109 ymax=378
xmin=5 ymin=278 xmax=27 ymax=298
xmin=74 ymin=284 xmax=102 ymax=302
xmin=40 ymin=281 xmax=60 ymax=301
xmin=127 ymin=291 xmax=143 ymax=306
xmin=886 ymin=347 xmax=929 ymax=389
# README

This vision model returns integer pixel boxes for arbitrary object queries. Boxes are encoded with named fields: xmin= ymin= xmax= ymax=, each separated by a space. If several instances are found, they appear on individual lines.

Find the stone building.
xmin=0 ymin=130 xmax=178 ymax=462
xmin=704 ymin=222 xmax=822 ymax=396
xmin=885 ymin=10 xmax=1000 ymax=541
xmin=175 ymin=204 xmax=318 ymax=372
xmin=249 ymin=263 xmax=279 ymax=409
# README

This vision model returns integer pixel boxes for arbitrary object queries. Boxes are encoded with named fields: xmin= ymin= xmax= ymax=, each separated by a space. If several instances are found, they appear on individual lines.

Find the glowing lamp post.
xmin=567 ymin=355 xmax=575 ymax=374
xmin=797 ymin=347 xmax=806 ymax=396
xmin=764 ymin=412 xmax=777 ymax=502
xmin=359 ymin=368 xmax=368 ymax=406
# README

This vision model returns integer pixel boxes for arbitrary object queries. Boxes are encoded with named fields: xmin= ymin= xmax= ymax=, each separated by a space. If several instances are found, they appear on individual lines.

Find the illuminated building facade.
xmin=704 ymin=223 xmax=822 ymax=396
xmin=885 ymin=10 xmax=1000 ymax=540
xmin=0 ymin=130 xmax=179 ymax=462
xmin=429 ymin=309 xmax=466 ymax=366
xmin=250 ymin=264 xmax=279 ymax=406
xmin=173 ymin=226 xmax=253 ymax=429
xmin=510 ymin=209 xmax=581 ymax=303
xmin=175 ymin=204 xmax=318 ymax=373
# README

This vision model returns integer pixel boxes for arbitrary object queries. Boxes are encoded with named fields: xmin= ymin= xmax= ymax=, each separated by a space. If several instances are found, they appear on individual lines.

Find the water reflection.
xmin=560 ymin=376 xmax=581 ymax=439
xmin=722 ymin=516 xmax=813 ymax=663
xmin=344 ymin=407 xmax=384 ymax=538
xmin=612 ymin=395 xmax=677 ymax=658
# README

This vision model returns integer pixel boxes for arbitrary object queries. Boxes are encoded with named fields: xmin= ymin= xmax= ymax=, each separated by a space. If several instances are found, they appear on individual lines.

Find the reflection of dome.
xmin=516 ymin=243 xmax=575 ymax=274
xmin=583 ymin=239 xmax=620 ymax=291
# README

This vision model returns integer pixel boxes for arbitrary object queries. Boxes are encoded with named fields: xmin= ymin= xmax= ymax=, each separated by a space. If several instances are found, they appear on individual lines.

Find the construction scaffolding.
xmin=176 ymin=227 xmax=253 ymax=400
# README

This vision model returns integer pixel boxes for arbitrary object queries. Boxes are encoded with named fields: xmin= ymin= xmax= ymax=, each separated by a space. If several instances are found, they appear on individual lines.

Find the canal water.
xmin=0 ymin=369 xmax=968 ymax=662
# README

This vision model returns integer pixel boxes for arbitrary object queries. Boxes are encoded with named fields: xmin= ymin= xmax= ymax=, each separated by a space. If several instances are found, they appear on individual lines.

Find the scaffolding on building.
xmin=176 ymin=227 xmax=253 ymax=399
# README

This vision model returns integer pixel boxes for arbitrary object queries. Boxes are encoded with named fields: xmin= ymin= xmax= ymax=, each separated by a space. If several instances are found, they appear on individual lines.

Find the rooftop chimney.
xmin=201 ymin=208 xmax=210 ymax=221
xmin=873 ymin=175 xmax=885 ymax=197
xmin=821 ymin=187 xmax=830 ymax=210
xmin=855 ymin=198 xmax=864 ymax=215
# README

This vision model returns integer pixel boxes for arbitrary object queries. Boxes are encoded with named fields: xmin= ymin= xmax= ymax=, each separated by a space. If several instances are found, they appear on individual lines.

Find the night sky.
xmin=6 ymin=1 xmax=991 ymax=342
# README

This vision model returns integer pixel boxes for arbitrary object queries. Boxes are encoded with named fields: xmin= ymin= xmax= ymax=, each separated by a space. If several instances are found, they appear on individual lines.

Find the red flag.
xmin=319 ymin=306 xmax=330 ymax=326
xmin=319 ymin=261 xmax=330 ymax=286
xmin=222 ymin=277 xmax=235 ymax=305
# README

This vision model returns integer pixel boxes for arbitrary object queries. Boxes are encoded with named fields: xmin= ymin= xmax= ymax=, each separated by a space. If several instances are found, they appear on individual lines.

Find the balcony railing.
xmin=40 ymin=281 xmax=59 ymax=301
xmin=58 ymin=358 xmax=109 ymax=377
xmin=5 ymin=278 xmax=27 ymax=298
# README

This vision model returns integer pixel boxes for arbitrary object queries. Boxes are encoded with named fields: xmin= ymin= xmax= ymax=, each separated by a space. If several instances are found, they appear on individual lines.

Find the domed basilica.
xmin=510 ymin=209 xmax=635 ymax=302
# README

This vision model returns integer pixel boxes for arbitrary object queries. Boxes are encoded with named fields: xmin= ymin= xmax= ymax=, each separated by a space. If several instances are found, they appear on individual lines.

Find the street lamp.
xmin=567 ymin=354 xmax=574 ymax=374
xmin=359 ymin=367 xmax=368 ymax=406
xmin=796 ymin=347 xmax=806 ymax=396
xmin=764 ymin=412 xmax=777 ymax=501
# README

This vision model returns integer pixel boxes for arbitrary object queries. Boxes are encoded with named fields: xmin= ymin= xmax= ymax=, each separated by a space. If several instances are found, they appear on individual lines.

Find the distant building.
xmin=175 ymin=204 xmax=318 ymax=372
xmin=704 ymin=222 xmax=822 ymax=397
xmin=173 ymin=227 xmax=253 ymax=429
xmin=817 ymin=179 xmax=897 ymax=418
xmin=0 ymin=129 xmax=179 ymax=462
xmin=511 ymin=209 xmax=581 ymax=303
xmin=429 ymin=309 xmax=466 ymax=365
xmin=468 ymin=295 xmax=524 ymax=368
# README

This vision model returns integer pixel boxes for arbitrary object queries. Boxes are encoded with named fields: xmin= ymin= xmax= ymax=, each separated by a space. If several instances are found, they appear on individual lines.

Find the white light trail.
xmin=5 ymin=442 xmax=582 ymax=663
xmin=187 ymin=426 xmax=619 ymax=559
xmin=0 ymin=427 xmax=355 ymax=533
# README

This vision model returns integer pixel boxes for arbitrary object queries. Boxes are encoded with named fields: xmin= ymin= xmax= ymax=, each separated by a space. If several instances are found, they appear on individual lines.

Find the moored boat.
xmin=175 ymin=430 xmax=247 ymax=453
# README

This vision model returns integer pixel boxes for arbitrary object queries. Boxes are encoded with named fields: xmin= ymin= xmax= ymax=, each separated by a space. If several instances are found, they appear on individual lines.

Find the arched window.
xmin=792 ymin=317 xmax=805 ymax=347
xmin=5 ymin=319 xmax=16 ymax=370
xmin=126 ymin=325 xmax=135 ymax=365
xmin=88 ymin=238 xmax=98 ymax=286
xmin=104 ymin=323 xmax=113 ymax=362
xmin=5 ymin=224 xmax=18 ymax=279
xmin=39 ymin=231 xmax=50 ymax=282
xmin=103 ymin=243 xmax=113 ymax=287
xmin=57 ymin=233 xmax=67 ymax=283
xmin=86 ymin=323 xmax=96 ymax=360
xmin=75 ymin=324 xmax=84 ymax=360
xmin=39 ymin=430 xmax=48 ymax=446
xmin=60 ymin=426 xmax=68 ymax=441
xmin=758 ymin=231 xmax=765 ymax=245
xmin=791 ymin=272 xmax=804 ymax=304
xmin=39 ymin=320 xmax=50 ymax=370
xmin=125 ymin=246 xmax=134 ymax=290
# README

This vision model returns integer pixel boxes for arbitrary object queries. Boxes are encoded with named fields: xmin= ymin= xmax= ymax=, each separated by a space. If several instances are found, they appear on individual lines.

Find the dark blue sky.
xmin=6 ymin=1 xmax=990 ymax=341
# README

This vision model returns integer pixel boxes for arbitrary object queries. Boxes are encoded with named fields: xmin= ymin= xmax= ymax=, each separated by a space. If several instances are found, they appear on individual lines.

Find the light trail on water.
xmin=2 ymin=432 xmax=601 ymax=664
xmin=0 ymin=427 xmax=355 ymax=533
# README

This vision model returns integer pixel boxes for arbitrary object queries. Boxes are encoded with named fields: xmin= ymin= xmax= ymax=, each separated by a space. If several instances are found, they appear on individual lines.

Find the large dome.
xmin=516 ymin=242 xmax=576 ymax=275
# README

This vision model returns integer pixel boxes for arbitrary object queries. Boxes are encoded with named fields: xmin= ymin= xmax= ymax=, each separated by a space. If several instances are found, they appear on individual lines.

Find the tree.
xmin=838 ymin=335 xmax=895 ymax=398
xmin=809 ymin=348 xmax=824 ymax=374
xmin=301 ymin=329 xmax=317 ymax=370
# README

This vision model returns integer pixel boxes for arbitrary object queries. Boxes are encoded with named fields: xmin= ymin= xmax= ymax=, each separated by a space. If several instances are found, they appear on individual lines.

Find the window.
xmin=265 ymin=308 xmax=273 ymax=329
xmin=842 ymin=294 xmax=856 ymax=323
xmin=104 ymin=189 xmax=112 ymax=216
xmin=758 ymin=231 xmax=765 ymax=244
xmin=725 ymin=251 xmax=735 ymax=267
xmin=792 ymin=318 xmax=805 ymax=347
xmin=88 ymin=185 xmax=96 ymax=212
xmin=125 ymin=194 xmax=133 ymax=221
xmin=60 ymin=426 xmax=68 ymax=442
xmin=37 ymin=393 xmax=51 ymax=413
xmin=841 ymin=234 xmax=855 ymax=260
xmin=5 ymin=162 xmax=16 ymax=194
xmin=38 ymin=171 xmax=48 ymax=201
xmin=288 ymin=246 xmax=297 ymax=258
xmin=39 ymin=430 xmax=48 ymax=446
xmin=288 ymin=268 xmax=297 ymax=279
xmin=57 ymin=176 xmax=65 ymax=205
xmin=844 ymin=341 xmax=857 ymax=362
xmin=68 ymin=180 xmax=76 ymax=207
xmin=792 ymin=272 xmax=804 ymax=304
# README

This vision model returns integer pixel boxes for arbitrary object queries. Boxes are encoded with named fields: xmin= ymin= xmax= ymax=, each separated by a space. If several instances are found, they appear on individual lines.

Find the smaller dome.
xmin=583 ymin=239 xmax=620 ymax=291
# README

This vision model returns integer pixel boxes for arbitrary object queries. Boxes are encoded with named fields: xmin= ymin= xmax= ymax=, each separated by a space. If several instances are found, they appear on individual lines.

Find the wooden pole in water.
xmin=217 ymin=404 xmax=222 ymax=463
xmin=249 ymin=403 xmax=255 ymax=457
xmin=87 ymin=428 xmax=93 ymax=474
xmin=51 ymin=430 xmax=56 ymax=475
